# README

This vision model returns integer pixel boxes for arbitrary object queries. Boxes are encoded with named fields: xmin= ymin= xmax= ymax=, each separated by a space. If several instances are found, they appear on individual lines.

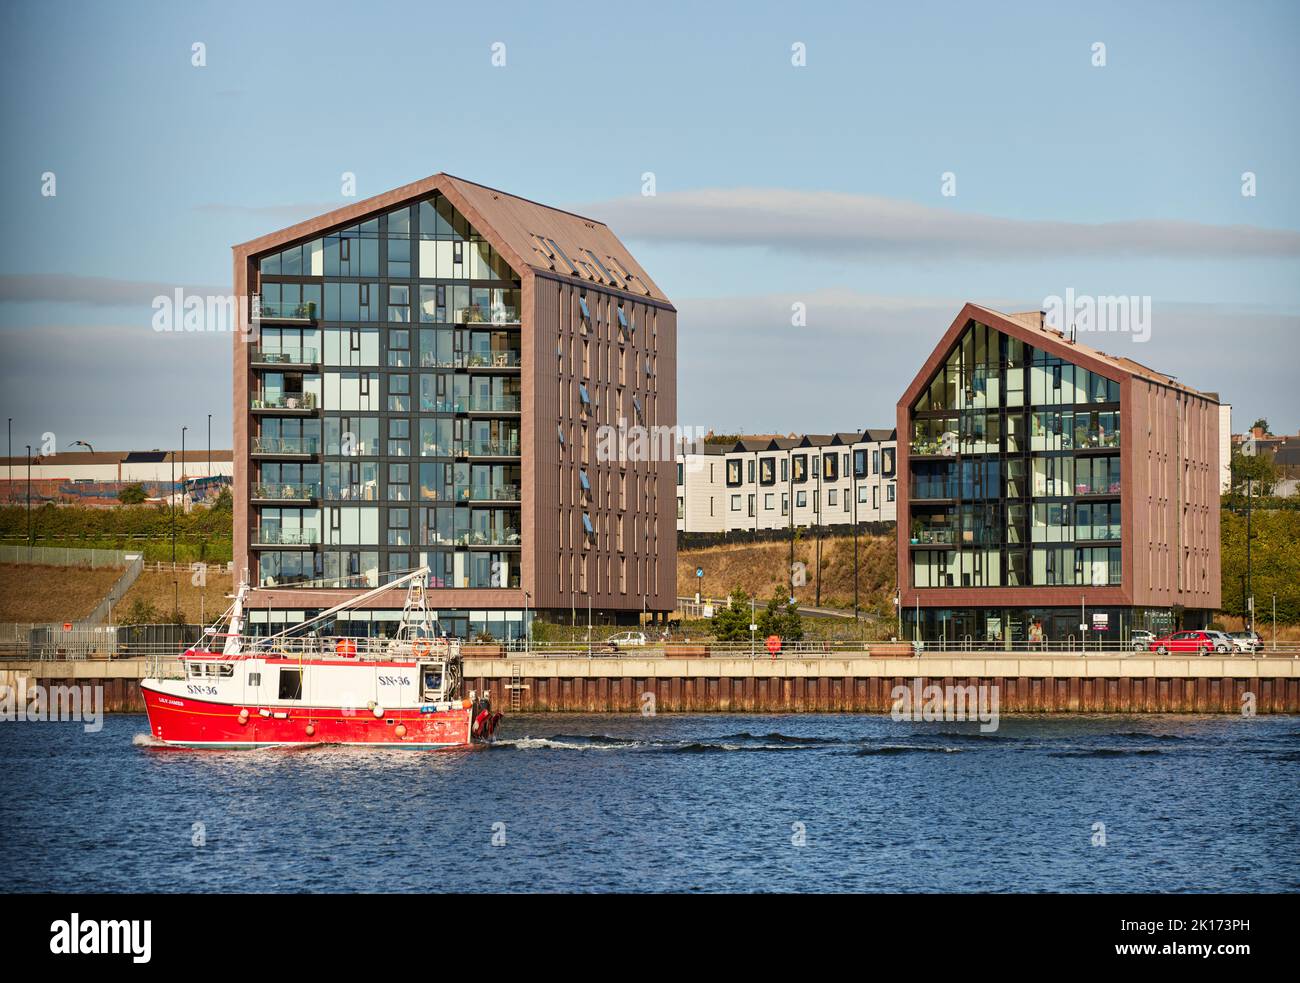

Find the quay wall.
xmin=2 ymin=656 xmax=1299 ymax=714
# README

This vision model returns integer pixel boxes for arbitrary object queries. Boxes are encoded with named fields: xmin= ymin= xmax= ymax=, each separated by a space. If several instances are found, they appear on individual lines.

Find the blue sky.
xmin=1 ymin=0 xmax=1297 ymax=450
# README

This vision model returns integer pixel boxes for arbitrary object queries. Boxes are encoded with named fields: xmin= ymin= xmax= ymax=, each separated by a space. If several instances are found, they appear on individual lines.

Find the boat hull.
xmin=141 ymin=683 xmax=475 ymax=749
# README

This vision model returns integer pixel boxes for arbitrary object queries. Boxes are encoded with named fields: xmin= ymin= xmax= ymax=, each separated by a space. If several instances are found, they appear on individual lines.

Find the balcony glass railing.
xmin=456 ymin=528 xmax=522 ymax=547
xmin=256 ymin=299 xmax=317 ymax=320
xmin=467 ymin=395 xmax=521 ymax=412
xmin=464 ymin=350 xmax=521 ymax=368
xmin=255 ymin=528 xmax=320 ymax=546
xmin=1073 ymin=429 xmax=1121 ymax=449
xmin=252 ymin=482 xmax=320 ymax=500
xmin=467 ymin=483 xmax=520 ymax=501
xmin=252 ymin=347 xmax=318 ymax=365
xmin=911 ymin=438 xmax=948 ymax=456
xmin=1077 ymin=525 xmax=1121 ymax=541
xmin=252 ymin=392 xmax=317 ymax=410
xmin=1075 ymin=480 xmax=1122 ymax=496
xmin=465 ymin=439 xmax=520 ymax=457
xmin=252 ymin=436 xmax=320 ymax=455
xmin=455 ymin=306 xmax=519 ymax=324
xmin=419 ymin=398 xmax=467 ymax=415
xmin=909 ymin=528 xmax=955 ymax=545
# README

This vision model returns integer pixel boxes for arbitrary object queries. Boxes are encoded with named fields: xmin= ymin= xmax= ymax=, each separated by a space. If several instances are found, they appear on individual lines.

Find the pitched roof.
xmin=900 ymin=303 xmax=1218 ymax=411
xmin=234 ymin=172 xmax=671 ymax=306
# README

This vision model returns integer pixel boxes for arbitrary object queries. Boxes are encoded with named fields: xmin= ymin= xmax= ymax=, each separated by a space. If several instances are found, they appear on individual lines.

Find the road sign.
xmin=749 ymin=623 xmax=758 ymax=632
xmin=766 ymin=635 xmax=781 ymax=655
xmin=695 ymin=567 xmax=703 ymax=578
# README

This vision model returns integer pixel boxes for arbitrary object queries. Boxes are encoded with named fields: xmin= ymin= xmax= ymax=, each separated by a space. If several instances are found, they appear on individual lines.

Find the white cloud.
xmin=585 ymin=189 xmax=1300 ymax=260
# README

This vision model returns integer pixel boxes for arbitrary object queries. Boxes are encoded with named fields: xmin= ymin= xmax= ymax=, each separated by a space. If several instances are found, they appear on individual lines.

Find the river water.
xmin=2 ymin=713 xmax=1296 ymax=892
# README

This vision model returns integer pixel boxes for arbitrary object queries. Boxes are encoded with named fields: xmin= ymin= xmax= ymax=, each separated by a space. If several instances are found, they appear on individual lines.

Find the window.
xmin=887 ymin=484 xmax=896 ymax=502
xmin=730 ymin=494 xmax=741 ymax=511
xmin=759 ymin=458 xmax=775 ymax=486
xmin=828 ymin=488 xmax=838 ymax=507
xmin=796 ymin=490 xmax=807 ymax=507
xmin=278 ymin=669 xmax=302 ymax=700
xmin=726 ymin=460 xmax=742 ymax=487
xmin=792 ymin=454 xmax=807 ymax=484
xmin=582 ymin=513 xmax=594 ymax=536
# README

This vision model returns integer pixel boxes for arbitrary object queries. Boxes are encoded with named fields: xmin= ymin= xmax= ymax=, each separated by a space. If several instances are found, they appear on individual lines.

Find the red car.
xmin=1147 ymin=630 xmax=1231 ymax=655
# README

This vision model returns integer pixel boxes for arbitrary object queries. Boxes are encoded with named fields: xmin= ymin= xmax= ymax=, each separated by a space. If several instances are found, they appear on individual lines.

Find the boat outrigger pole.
xmin=220 ymin=566 xmax=434 ymax=656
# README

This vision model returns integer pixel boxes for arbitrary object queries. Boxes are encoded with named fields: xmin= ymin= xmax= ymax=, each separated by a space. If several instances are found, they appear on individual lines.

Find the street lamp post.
xmin=26 ymin=444 xmax=32 ymax=549
xmin=523 ymin=590 xmax=531 ymax=654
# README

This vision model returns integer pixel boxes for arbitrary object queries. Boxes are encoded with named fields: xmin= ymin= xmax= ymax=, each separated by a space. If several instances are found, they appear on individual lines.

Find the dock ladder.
xmin=509 ymin=662 xmax=522 ymax=711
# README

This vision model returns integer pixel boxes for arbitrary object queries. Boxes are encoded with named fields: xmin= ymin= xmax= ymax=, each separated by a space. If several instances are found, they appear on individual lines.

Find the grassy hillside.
xmin=0 ymin=564 xmax=124 ymax=622
xmin=678 ymin=532 xmax=896 ymax=615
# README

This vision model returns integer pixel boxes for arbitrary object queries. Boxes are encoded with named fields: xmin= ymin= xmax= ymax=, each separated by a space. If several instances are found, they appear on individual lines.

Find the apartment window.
xmin=579 ymin=296 xmax=591 ymax=321
xmin=730 ymin=495 xmax=741 ymax=511
xmin=781 ymin=493 xmax=789 ymax=515
xmin=823 ymin=454 xmax=838 ymax=482
xmin=726 ymin=460 xmax=742 ymax=487
xmin=764 ymin=493 xmax=774 ymax=510
xmin=578 ymin=469 xmax=591 ymax=493
xmin=887 ymin=484 xmax=895 ymax=502
xmin=747 ymin=460 xmax=755 ymax=484
xmin=759 ymin=457 xmax=775 ymax=486
xmin=747 ymin=494 xmax=755 ymax=517
xmin=812 ymin=456 xmax=819 ymax=478
xmin=796 ymin=491 xmax=806 ymax=508
xmin=582 ymin=513 xmax=594 ymax=536
xmin=792 ymin=455 xmax=807 ymax=483
xmin=872 ymin=450 xmax=880 ymax=474
xmin=781 ymin=458 xmax=788 ymax=482
xmin=828 ymin=488 xmax=838 ymax=507
xmin=578 ymin=383 xmax=591 ymax=406
xmin=873 ymin=486 xmax=879 ymax=508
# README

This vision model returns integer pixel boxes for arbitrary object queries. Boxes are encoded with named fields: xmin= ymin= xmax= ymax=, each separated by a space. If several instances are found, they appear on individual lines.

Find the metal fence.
xmin=85 ymin=553 xmax=145 ymax=624
xmin=0 ymin=545 xmax=131 ymax=568
xmin=0 ymin=622 xmax=205 ymax=660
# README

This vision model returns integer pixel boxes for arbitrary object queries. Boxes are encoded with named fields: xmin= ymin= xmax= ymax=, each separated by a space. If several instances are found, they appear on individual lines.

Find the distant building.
xmin=676 ymin=429 xmax=898 ymax=534
xmin=0 ymin=449 xmax=232 ymax=505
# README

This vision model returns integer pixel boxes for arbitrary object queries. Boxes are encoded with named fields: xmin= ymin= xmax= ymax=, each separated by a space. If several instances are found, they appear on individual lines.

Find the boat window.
xmin=278 ymin=669 xmax=303 ymax=700
xmin=248 ymin=673 xmax=261 ymax=686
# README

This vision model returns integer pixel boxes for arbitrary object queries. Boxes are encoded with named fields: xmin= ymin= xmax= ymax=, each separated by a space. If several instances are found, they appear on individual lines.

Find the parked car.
xmin=1147 ymin=630 xmax=1231 ymax=655
xmin=606 ymin=631 xmax=647 ymax=650
xmin=1130 ymin=629 xmax=1156 ymax=652
xmin=1228 ymin=630 xmax=1262 ymax=654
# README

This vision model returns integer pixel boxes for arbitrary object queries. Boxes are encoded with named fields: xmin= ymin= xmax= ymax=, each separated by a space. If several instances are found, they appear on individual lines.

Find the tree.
xmin=117 ymin=483 xmax=147 ymax=505
xmin=210 ymin=487 xmax=233 ymax=512
xmin=711 ymin=588 xmax=753 ymax=641
xmin=1230 ymin=451 xmax=1277 ymax=495
xmin=1251 ymin=418 xmax=1270 ymax=434
xmin=757 ymin=586 xmax=804 ymax=641
xmin=117 ymin=598 xmax=160 ymax=626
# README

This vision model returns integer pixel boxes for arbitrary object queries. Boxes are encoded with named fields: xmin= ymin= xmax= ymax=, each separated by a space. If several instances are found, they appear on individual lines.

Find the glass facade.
xmin=251 ymin=193 xmax=522 ymax=591
xmin=908 ymin=321 xmax=1123 ymax=590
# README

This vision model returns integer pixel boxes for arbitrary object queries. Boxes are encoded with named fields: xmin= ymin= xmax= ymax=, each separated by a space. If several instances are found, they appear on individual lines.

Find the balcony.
xmin=252 ymin=436 xmax=320 ymax=456
xmin=252 ymin=482 xmax=320 ymax=502
xmin=455 ymin=306 xmax=520 ymax=325
xmin=1074 ymin=429 xmax=1121 ymax=451
xmin=465 ymin=350 xmax=521 ymax=369
xmin=466 ymin=483 xmax=520 ymax=502
xmin=910 ymin=438 xmax=951 ymax=456
xmin=251 ymin=346 xmax=319 ymax=368
xmin=467 ymin=394 xmax=521 ymax=413
xmin=251 ymin=392 xmax=317 ymax=412
xmin=459 ymin=528 xmax=522 ymax=548
xmin=909 ymin=528 xmax=956 ymax=546
xmin=255 ymin=298 xmax=317 ymax=322
xmin=1075 ymin=481 xmax=1122 ymax=497
xmin=464 ymin=439 xmax=520 ymax=458
xmin=253 ymin=528 xmax=320 ymax=547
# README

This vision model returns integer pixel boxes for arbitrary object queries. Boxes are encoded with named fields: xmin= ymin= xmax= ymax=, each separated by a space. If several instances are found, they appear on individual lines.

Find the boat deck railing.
xmin=196 ymin=635 xmax=461 ymax=663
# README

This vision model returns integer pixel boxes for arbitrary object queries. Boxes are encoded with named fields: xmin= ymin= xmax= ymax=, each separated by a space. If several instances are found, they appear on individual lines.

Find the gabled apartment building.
xmin=676 ymin=430 xmax=897 ymax=535
xmin=898 ymin=303 xmax=1221 ymax=644
xmin=233 ymin=173 xmax=677 ymax=640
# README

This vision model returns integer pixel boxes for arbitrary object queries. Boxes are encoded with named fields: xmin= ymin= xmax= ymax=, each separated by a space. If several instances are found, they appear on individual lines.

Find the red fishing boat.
xmin=141 ymin=568 xmax=500 ymax=749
